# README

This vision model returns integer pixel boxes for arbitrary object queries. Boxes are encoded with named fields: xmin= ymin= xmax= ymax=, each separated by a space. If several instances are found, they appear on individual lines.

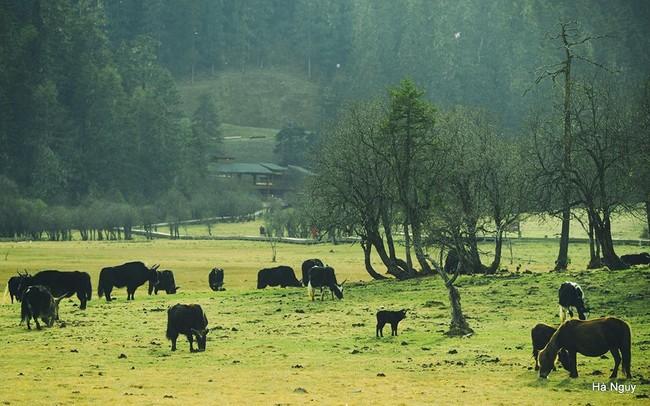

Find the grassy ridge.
xmin=0 ymin=240 xmax=648 ymax=405
xmin=178 ymin=69 xmax=321 ymax=129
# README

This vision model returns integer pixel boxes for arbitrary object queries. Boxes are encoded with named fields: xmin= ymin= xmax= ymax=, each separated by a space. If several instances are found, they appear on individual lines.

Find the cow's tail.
xmin=97 ymin=271 xmax=105 ymax=299
xmin=307 ymin=281 xmax=315 ymax=301
xmin=83 ymin=273 xmax=92 ymax=301
xmin=621 ymin=321 xmax=632 ymax=378
xmin=20 ymin=299 xmax=29 ymax=324
xmin=2 ymin=282 xmax=8 ymax=303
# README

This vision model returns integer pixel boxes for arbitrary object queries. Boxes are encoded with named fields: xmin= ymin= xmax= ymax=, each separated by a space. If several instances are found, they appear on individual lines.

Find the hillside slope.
xmin=178 ymin=68 xmax=321 ymax=130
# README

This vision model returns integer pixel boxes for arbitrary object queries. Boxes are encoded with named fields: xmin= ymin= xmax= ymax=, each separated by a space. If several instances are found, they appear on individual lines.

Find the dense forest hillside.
xmin=0 ymin=0 xmax=649 ymax=241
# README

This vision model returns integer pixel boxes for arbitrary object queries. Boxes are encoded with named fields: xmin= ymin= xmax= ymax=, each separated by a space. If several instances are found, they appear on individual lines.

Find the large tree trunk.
xmin=594 ymin=212 xmax=628 ymax=270
xmin=488 ymin=231 xmax=503 ymax=274
xmin=555 ymin=204 xmax=571 ymax=270
xmin=360 ymin=239 xmax=388 ymax=280
xmin=646 ymin=200 xmax=650 ymax=237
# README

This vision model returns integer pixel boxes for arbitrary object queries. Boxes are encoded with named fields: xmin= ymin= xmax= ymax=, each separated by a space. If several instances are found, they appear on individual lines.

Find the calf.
xmin=307 ymin=266 xmax=344 ymax=301
xmin=558 ymin=281 xmax=588 ymax=322
xmin=531 ymin=323 xmax=570 ymax=371
xmin=376 ymin=309 xmax=407 ymax=337
xmin=149 ymin=270 xmax=179 ymax=294
xmin=209 ymin=268 xmax=225 ymax=291
xmin=20 ymin=285 xmax=65 ymax=330
xmin=166 ymin=304 xmax=209 ymax=352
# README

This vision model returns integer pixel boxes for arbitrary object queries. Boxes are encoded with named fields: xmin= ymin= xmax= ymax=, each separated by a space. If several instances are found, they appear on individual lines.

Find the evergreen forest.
xmin=0 ymin=0 xmax=649 ymax=248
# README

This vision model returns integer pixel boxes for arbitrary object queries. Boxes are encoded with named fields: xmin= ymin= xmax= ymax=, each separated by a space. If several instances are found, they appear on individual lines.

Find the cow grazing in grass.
xmin=17 ymin=270 xmax=92 ymax=310
xmin=531 ymin=323 xmax=570 ymax=371
xmin=98 ymin=262 xmax=159 ymax=301
xmin=558 ymin=281 xmax=588 ymax=322
xmin=20 ymin=285 xmax=65 ymax=330
xmin=166 ymin=304 xmax=209 ymax=352
xmin=257 ymin=266 xmax=302 ymax=289
xmin=6 ymin=271 xmax=30 ymax=303
xmin=209 ymin=268 xmax=225 ymax=291
xmin=376 ymin=309 xmax=407 ymax=337
xmin=301 ymin=258 xmax=323 ymax=287
xmin=620 ymin=252 xmax=650 ymax=266
xmin=307 ymin=266 xmax=344 ymax=301
xmin=149 ymin=270 xmax=179 ymax=295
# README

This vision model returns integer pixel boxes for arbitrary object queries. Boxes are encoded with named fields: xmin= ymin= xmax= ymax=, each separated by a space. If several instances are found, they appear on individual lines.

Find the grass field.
xmin=0 ymin=237 xmax=648 ymax=405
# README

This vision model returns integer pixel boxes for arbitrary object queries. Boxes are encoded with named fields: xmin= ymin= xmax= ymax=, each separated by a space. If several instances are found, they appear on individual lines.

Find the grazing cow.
xmin=538 ymin=317 xmax=632 ymax=379
xmin=376 ymin=309 xmax=407 ymax=337
xmin=558 ymin=281 xmax=588 ymax=322
xmin=301 ymin=258 xmax=324 ymax=286
xmin=307 ymin=266 xmax=344 ymax=301
xmin=20 ymin=285 xmax=65 ymax=330
xmin=257 ymin=266 xmax=302 ymax=289
xmin=17 ymin=270 xmax=92 ymax=310
xmin=531 ymin=323 xmax=570 ymax=371
xmin=6 ymin=271 xmax=31 ymax=303
xmin=98 ymin=262 xmax=159 ymax=301
xmin=166 ymin=304 xmax=209 ymax=352
xmin=620 ymin=252 xmax=650 ymax=266
xmin=208 ymin=268 xmax=225 ymax=291
xmin=149 ymin=270 xmax=179 ymax=295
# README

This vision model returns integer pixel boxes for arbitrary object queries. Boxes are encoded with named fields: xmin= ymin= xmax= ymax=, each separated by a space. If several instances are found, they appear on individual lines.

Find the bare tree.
xmin=526 ymin=21 xmax=611 ymax=271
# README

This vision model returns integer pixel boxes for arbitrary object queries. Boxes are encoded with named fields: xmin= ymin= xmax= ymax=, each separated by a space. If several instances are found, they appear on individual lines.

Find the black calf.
xmin=376 ymin=309 xmax=407 ymax=337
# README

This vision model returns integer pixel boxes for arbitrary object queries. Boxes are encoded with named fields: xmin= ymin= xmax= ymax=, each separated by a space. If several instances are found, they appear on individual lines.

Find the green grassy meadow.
xmin=0 ymin=236 xmax=648 ymax=405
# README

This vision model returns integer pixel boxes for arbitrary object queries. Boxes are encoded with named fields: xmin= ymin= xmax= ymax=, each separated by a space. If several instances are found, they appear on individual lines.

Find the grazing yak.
xmin=257 ymin=266 xmax=302 ymax=289
xmin=376 ymin=309 xmax=407 ymax=337
xmin=620 ymin=252 xmax=650 ymax=266
xmin=531 ymin=323 xmax=570 ymax=371
xmin=301 ymin=258 xmax=323 ymax=287
xmin=20 ymin=285 xmax=65 ymax=330
xmin=166 ymin=304 xmax=209 ymax=352
xmin=208 ymin=268 xmax=225 ymax=291
xmin=558 ymin=281 xmax=588 ymax=322
xmin=149 ymin=270 xmax=180 ymax=295
xmin=17 ymin=270 xmax=92 ymax=310
xmin=307 ymin=266 xmax=344 ymax=301
xmin=98 ymin=262 xmax=159 ymax=301
xmin=6 ymin=271 xmax=31 ymax=303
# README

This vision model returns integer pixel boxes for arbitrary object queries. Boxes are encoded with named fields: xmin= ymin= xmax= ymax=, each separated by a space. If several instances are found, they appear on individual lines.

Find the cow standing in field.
xmin=208 ymin=268 xmax=225 ymax=291
xmin=307 ymin=266 xmax=344 ymax=301
xmin=257 ymin=266 xmax=302 ymax=289
xmin=301 ymin=258 xmax=323 ymax=287
xmin=17 ymin=270 xmax=92 ymax=310
xmin=6 ymin=271 xmax=30 ymax=303
xmin=166 ymin=304 xmax=209 ymax=352
xmin=20 ymin=285 xmax=65 ymax=330
xmin=98 ymin=262 xmax=159 ymax=301
xmin=376 ymin=309 xmax=407 ymax=337
xmin=558 ymin=281 xmax=588 ymax=322
xmin=149 ymin=270 xmax=179 ymax=295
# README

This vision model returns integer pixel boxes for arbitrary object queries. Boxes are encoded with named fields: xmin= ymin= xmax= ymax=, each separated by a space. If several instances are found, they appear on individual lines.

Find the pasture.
xmin=0 ymin=239 xmax=648 ymax=405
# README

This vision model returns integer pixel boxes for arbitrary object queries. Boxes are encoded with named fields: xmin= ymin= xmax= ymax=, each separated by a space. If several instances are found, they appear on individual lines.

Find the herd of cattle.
xmin=4 ymin=253 xmax=646 ymax=374
xmin=4 ymin=258 xmax=349 ymax=352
